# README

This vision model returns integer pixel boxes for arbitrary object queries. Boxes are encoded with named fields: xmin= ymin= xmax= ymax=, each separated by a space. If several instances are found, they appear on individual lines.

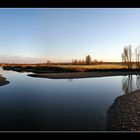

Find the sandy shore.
xmin=106 ymin=89 xmax=140 ymax=131
xmin=28 ymin=71 xmax=140 ymax=79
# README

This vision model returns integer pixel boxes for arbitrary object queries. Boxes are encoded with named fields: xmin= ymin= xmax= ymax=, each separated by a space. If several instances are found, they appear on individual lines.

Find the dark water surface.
xmin=0 ymin=69 xmax=138 ymax=131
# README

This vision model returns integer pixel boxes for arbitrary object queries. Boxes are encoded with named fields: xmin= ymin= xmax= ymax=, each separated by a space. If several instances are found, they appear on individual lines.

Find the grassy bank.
xmin=2 ymin=63 xmax=128 ymax=73
xmin=58 ymin=64 xmax=127 ymax=69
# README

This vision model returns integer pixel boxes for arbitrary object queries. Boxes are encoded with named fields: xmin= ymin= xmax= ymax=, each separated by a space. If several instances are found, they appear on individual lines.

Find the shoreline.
xmin=0 ymin=75 xmax=9 ymax=86
xmin=3 ymin=65 xmax=140 ymax=79
xmin=106 ymin=89 xmax=140 ymax=131
xmin=28 ymin=71 xmax=140 ymax=79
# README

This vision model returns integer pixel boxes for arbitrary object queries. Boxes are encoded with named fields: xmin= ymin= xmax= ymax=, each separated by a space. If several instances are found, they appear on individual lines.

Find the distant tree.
xmin=78 ymin=60 xmax=82 ymax=65
xmin=47 ymin=60 xmax=51 ymax=65
xmin=121 ymin=45 xmax=133 ymax=69
xmin=93 ymin=59 xmax=98 ymax=65
xmin=72 ymin=59 xmax=78 ymax=65
xmin=85 ymin=55 xmax=92 ymax=65
xmin=81 ymin=59 xmax=85 ymax=65
xmin=99 ymin=60 xmax=103 ymax=64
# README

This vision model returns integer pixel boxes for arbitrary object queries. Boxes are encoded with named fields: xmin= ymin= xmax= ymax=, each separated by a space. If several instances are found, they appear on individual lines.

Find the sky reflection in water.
xmin=0 ymin=70 xmax=139 ymax=131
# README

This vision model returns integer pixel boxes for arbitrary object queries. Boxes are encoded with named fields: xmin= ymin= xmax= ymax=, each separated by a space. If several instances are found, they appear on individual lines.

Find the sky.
xmin=1 ymin=8 xmax=140 ymax=63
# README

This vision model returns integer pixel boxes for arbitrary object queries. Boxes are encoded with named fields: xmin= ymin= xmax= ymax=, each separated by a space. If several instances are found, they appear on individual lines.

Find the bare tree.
xmin=72 ymin=59 xmax=78 ymax=65
xmin=122 ymin=45 xmax=133 ymax=69
xmin=93 ymin=59 xmax=98 ymax=65
xmin=81 ymin=59 xmax=85 ymax=65
xmin=121 ymin=53 xmax=126 ymax=65
xmin=128 ymin=45 xmax=132 ymax=69
xmin=47 ymin=60 xmax=51 ymax=65
xmin=85 ymin=55 xmax=92 ymax=65
xmin=135 ymin=46 xmax=140 ymax=69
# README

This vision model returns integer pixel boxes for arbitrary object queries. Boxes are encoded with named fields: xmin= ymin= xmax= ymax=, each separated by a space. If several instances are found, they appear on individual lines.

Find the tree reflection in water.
xmin=136 ymin=75 xmax=140 ymax=89
xmin=122 ymin=75 xmax=140 ymax=94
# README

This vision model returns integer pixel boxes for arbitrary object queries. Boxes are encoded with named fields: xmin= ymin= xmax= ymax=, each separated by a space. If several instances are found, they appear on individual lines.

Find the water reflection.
xmin=0 ymin=75 xmax=9 ymax=86
xmin=1 ymin=70 xmax=140 ymax=131
xmin=67 ymin=79 xmax=73 ymax=82
xmin=122 ymin=75 xmax=140 ymax=94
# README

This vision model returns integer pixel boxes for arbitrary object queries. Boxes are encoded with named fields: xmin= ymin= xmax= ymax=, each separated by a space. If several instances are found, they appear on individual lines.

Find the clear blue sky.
xmin=1 ymin=8 xmax=140 ymax=63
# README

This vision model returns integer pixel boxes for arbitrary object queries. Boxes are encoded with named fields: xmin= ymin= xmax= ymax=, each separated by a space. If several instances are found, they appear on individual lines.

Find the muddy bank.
xmin=28 ymin=71 xmax=140 ymax=79
xmin=0 ymin=75 xmax=9 ymax=86
xmin=106 ymin=89 xmax=140 ymax=131
xmin=2 ymin=65 xmax=82 ymax=73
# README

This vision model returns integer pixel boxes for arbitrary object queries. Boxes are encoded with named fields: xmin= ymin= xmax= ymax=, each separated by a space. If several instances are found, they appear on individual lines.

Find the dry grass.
xmin=1 ymin=63 xmax=127 ymax=69
xmin=58 ymin=64 xmax=127 ymax=70
xmin=2 ymin=63 xmax=129 ymax=73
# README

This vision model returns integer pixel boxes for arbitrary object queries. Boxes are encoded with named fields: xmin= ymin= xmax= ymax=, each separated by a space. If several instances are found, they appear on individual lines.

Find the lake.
xmin=0 ymin=68 xmax=139 ymax=131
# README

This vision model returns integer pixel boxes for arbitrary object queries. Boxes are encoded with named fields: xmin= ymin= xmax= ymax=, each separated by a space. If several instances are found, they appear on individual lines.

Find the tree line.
xmin=121 ymin=45 xmax=140 ymax=69
xmin=72 ymin=55 xmax=103 ymax=65
xmin=46 ymin=55 xmax=103 ymax=65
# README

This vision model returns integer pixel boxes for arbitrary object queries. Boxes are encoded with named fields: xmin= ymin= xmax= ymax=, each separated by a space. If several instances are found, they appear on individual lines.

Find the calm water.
xmin=0 ymin=69 xmax=139 ymax=131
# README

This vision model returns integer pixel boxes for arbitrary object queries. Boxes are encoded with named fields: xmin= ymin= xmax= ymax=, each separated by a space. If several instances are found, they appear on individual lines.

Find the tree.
xmin=128 ymin=45 xmax=132 ymax=69
xmin=122 ymin=45 xmax=133 ymax=69
xmin=81 ymin=59 xmax=85 ymax=65
xmin=85 ymin=55 xmax=92 ymax=65
xmin=72 ymin=59 xmax=78 ymax=65
xmin=78 ymin=60 xmax=82 ymax=65
xmin=99 ymin=60 xmax=103 ymax=64
xmin=121 ymin=53 xmax=126 ymax=64
xmin=135 ymin=46 xmax=140 ymax=69
xmin=93 ymin=59 xmax=98 ymax=65
xmin=47 ymin=60 xmax=51 ymax=65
